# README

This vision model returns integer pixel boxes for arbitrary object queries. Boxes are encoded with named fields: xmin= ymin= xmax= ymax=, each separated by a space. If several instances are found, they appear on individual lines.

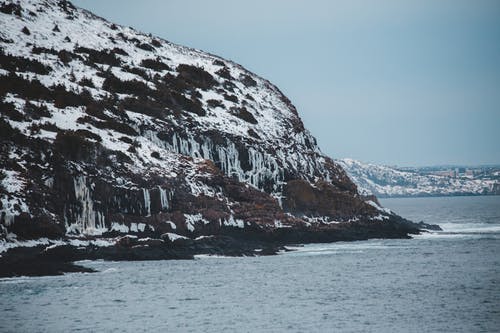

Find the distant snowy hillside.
xmin=337 ymin=158 xmax=500 ymax=198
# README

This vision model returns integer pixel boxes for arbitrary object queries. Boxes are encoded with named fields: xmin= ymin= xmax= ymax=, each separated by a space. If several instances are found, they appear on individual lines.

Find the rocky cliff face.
xmin=0 ymin=0 xmax=422 ymax=268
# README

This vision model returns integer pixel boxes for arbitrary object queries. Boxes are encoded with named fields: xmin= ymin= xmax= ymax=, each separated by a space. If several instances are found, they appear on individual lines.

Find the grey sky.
xmin=73 ymin=0 xmax=500 ymax=166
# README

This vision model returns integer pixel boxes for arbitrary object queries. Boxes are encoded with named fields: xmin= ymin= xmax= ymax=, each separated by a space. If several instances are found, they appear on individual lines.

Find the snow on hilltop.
xmin=0 ymin=0 xmax=344 ymax=199
xmin=0 ymin=0 xmax=412 ymax=250
xmin=337 ymin=158 xmax=500 ymax=198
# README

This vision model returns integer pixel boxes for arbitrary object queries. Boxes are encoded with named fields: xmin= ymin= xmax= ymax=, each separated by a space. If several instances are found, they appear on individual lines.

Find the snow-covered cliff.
xmin=0 ymin=0 xmax=422 ymax=258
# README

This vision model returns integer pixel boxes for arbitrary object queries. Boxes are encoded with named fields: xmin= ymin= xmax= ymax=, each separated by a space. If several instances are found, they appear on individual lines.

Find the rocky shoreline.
xmin=0 ymin=219 xmax=440 ymax=278
xmin=1 ymin=1 xmax=441 ymax=279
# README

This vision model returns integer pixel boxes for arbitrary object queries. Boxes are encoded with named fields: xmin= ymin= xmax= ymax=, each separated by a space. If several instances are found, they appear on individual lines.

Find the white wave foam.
xmin=438 ymin=223 xmax=500 ymax=234
xmin=283 ymin=241 xmax=404 ymax=256
xmin=414 ymin=222 xmax=500 ymax=240
xmin=194 ymin=254 xmax=231 ymax=259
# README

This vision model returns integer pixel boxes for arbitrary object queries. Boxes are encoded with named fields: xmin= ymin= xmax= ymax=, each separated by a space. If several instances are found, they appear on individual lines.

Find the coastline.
xmin=0 ymin=219 xmax=439 ymax=278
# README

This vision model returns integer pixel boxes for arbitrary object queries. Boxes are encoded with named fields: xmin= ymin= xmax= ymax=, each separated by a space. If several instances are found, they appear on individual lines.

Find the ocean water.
xmin=1 ymin=196 xmax=499 ymax=332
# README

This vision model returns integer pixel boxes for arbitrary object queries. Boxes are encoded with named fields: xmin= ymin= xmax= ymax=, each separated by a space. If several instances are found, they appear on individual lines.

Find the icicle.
xmin=143 ymin=188 xmax=151 ymax=216
xmin=159 ymin=186 xmax=170 ymax=210
xmin=158 ymin=132 xmax=299 ymax=205
xmin=2 ymin=213 xmax=15 ymax=227
xmin=72 ymin=175 xmax=105 ymax=234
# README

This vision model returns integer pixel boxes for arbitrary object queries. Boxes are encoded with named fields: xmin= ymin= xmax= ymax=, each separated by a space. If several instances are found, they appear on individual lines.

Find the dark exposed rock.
xmin=207 ymin=99 xmax=223 ymax=108
xmin=74 ymin=46 xmax=122 ymax=66
xmin=0 ymin=246 xmax=96 ymax=278
xmin=229 ymin=106 xmax=257 ymax=124
xmin=140 ymin=58 xmax=170 ymax=71
xmin=53 ymin=130 xmax=97 ymax=162
xmin=0 ymin=2 xmax=22 ymax=16
xmin=282 ymin=179 xmax=374 ymax=220
xmin=8 ymin=213 xmax=65 ymax=240
xmin=240 ymin=74 xmax=257 ymax=87
xmin=0 ymin=51 xmax=52 ymax=74
xmin=136 ymin=42 xmax=155 ymax=51
xmin=215 ymin=66 xmax=233 ymax=80
xmin=415 ymin=221 xmax=442 ymax=231
xmin=102 ymin=74 xmax=150 ymax=95
xmin=0 ymin=215 xmax=425 ymax=278
xmin=176 ymin=64 xmax=218 ymax=90
xmin=223 ymin=93 xmax=238 ymax=103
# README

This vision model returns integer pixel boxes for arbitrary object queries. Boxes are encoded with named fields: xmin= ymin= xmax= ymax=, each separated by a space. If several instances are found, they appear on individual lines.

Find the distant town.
xmin=338 ymin=159 xmax=500 ymax=197
xmin=398 ymin=165 xmax=500 ymax=181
